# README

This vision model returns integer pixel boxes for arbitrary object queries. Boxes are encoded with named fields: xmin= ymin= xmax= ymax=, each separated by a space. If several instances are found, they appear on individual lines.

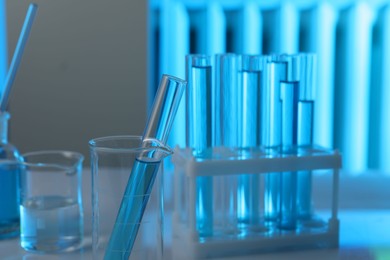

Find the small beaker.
xmin=19 ymin=150 xmax=84 ymax=252
xmin=0 ymin=112 xmax=23 ymax=239
xmin=89 ymin=135 xmax=171 ymax=260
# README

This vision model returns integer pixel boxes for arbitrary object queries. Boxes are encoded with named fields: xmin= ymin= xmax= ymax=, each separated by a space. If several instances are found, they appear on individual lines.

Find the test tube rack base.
xmin=171 ymin=146 xmax=340 ymax=259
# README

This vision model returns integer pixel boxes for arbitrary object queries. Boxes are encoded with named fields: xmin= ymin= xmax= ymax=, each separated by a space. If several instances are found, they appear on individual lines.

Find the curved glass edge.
xmin=89 ymin=135 xmax=173 ymax=163
xmin=21 ymin=150 xmax=84 ymax=172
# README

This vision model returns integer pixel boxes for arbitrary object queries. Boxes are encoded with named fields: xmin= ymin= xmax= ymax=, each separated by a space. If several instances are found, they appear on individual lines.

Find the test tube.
xmin=279 ymin=54 xmax=300 ymax=230
xmin=296 ymin=54 xmax=316 ymax=220
xmin=214 ymin=54 xmax=239 ymax=233
xmin=237 ymin=55 xmax=267 ymax=229
xmin=104 ymin=75 xmax=186 ymax=260
xmin=261 ymin=59 xmax=287 ymax=223
xmin=186 ymin=55 xmax=213 ymax=237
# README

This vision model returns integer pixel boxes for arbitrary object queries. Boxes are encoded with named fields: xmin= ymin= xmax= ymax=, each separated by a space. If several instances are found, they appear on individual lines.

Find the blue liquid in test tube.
xmin=261 ymin=61 xmax=286 ymax=222
xmin=238 ymin=69 xmax=260 ymax=225
xmin=296 ymin=100 xmax=314 ymax=218
xmin=280 ymin=80 xmax=299 ymax=230
xmin=277 ymin=54 xmax=302 ymax=230
xmin=186 ymin=55 xmax=213 ymax=236
xmin=237 ymin=55 xmax=267 ymax=228
xmin=215 ymin=54 xmax=239 ymax=231
xmin=104 ymin=159 xmax=160 ymax=259
xmin=297 ymin=54 xmax=316 ymax=220
xmin=104 ymin=75 xmax=186 ymax=260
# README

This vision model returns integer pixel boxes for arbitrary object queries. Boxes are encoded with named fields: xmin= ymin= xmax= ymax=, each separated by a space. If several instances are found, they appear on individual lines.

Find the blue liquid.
xmin=187 ymin=66 xmax=212 ymax=152
xmin=262 ymin=62 xmax=285 ymax=222
xmin=20 ymin=195 xmax=82 ymax=252
xmin=279 ymin=81 xmax=299 ymax=230
xmin=188 ymin=65 xmax=213 ymax=237
xmin=240 ymin=71 xmax=261 ymax=147
xmin=0 ymin=164 xmax=20 ymax=239
xmin=104 ymin=159 xmax=160 ymax=260
xmin=215 ymin=55 xmax=239 ymax=147
xmin=297 ymin=101 xmax=314 ymax=219
xmin=297 ymin=101 xmax=314 ymax=146
xmin=215 ymin=55 xmax=239 ymax=231
xmin=280 ymin=82 xmax=299 ymax=147
xmin=280 ymin=172 xmax=297 ymax=230
xmin=297 ymin=171 xmax=312 ymax=218
xmin=261 ymin=63 xmax=283 ymax=148
xmin=264 ymin=173 xmax=280 ymax=221
xmin=237 ymin=173 xmax=260 ymax=226
xmin=238 ymin=70 xmax=261 ymax=225
xmin=196 ymin=177 xmax=213 ymax=236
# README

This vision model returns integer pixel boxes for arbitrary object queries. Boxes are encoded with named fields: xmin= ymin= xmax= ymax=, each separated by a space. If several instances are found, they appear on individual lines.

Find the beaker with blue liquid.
xmin=0 ymin=112 xmax=23 ymax=239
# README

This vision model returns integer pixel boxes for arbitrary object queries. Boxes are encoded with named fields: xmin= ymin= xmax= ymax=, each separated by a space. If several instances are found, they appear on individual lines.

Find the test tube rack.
xmin=171 ymin=146 xmax=340 ymax=259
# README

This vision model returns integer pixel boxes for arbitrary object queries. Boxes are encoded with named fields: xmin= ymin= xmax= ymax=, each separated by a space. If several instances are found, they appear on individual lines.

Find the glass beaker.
xmin=0 ymin=112 xmax=23 ymax=239
xmin=20 ymin=150 xmax=84 ymax=252
xmin=90 ymin=135 xmax=171 ymax=260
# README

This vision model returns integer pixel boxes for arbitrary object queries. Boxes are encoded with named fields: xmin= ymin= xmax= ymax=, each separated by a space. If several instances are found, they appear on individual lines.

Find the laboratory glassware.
xmin=279 ymin=54 xmax=301 ymax=230
xmin=237 ymin=55 xmax=268 ymax=230
xmin=186 ymin=54 xmax=213 ymax=237
xmin=261 ymin=60 xmax=287 ymax=223
xmin=20 ymin=150 xmax=84 ymax=252
xmin=297 ymin=53 xmax=317 ymax=223
xmin=214 ymin=53 xmax=239 ymax=234
xmin=103 ymin=74 xmax=186 ymax=259
xmin=171 ymin=146 xmax=340 ymax=259
xmin=0 ymin=3 xmax=37 ymax=111
xmin=90 ymin=136 xmax=171 ymax=260
xmin=0 ymin=112 xmax=22 ymax=239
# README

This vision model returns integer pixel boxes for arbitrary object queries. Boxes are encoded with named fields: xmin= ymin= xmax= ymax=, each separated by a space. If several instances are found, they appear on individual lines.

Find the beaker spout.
xmin=138 ymin=138 xmax=173 ymax=162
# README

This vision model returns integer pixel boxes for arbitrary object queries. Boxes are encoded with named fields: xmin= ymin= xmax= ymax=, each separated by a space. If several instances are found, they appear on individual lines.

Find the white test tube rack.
xmin=171 ymin=146 xmax=341 ymax=259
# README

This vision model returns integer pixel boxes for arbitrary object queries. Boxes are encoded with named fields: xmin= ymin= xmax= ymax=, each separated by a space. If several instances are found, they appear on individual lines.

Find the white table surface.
xmin=1 ymin=169 xmax=389 ymax=260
